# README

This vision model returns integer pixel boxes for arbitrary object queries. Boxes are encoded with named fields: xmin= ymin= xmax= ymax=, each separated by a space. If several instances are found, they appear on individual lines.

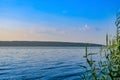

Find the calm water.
xmin=0 ymin=47 xmax=100 ymax=80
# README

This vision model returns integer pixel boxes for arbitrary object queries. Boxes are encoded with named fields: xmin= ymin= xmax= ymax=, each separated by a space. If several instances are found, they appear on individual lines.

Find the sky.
xmin=0 ymin=0 xmax=120 ymax=44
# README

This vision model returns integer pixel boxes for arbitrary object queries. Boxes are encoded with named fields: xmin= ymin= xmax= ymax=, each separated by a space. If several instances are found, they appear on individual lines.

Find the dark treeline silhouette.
xmin=0 ymin=41 xmax=103 ymax=47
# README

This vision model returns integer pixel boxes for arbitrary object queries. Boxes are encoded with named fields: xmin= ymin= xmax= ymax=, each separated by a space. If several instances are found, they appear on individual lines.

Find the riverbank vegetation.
xmin=80 ymin=12 xmax=120 ymax=80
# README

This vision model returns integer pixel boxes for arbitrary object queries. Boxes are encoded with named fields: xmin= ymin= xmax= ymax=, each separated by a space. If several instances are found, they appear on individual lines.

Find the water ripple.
xmin=0 ymin=47 xmax=100 ymax=80
xmin=48 ymin=72 xmax=81 ymax=80
xmin=41 ymin=64 xmax=72 ymax=70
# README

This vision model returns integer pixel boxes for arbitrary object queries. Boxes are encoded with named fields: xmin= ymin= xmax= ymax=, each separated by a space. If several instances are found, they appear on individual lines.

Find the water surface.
xmin=0 ymin=47 xmax=100 ymax=80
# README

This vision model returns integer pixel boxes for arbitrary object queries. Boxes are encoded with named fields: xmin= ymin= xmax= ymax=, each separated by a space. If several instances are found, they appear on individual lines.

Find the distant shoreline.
xmin=0 ymin=41 xmax=103 ymax=47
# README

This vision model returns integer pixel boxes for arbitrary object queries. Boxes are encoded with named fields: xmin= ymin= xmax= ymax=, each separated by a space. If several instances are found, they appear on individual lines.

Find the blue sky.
xmin=0 ymin=0 xmax=120 ymax=44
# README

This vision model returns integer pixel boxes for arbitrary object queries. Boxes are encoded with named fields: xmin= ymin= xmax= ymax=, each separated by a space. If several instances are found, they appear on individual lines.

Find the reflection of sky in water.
xmin=0 ymin=47 xmax=100 ymax=80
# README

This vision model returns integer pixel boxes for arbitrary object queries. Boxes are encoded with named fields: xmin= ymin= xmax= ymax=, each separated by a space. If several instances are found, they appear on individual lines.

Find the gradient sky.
xmin=0 ymin=0 xmax=120 ymax=44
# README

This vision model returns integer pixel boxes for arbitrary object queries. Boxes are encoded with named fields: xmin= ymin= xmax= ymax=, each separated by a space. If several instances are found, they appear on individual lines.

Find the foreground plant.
xmin=80 ymin=12 xmax=120 ymax=80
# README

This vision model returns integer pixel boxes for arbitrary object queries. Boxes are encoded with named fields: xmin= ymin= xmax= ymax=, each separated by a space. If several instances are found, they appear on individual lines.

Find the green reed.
xmin=80 ymin=13 xmax=120 ymax=80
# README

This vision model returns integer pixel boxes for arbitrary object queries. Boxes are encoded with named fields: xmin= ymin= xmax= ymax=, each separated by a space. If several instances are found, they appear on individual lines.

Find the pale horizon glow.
xmin=0 ymin=0 xmax=120 ymax=44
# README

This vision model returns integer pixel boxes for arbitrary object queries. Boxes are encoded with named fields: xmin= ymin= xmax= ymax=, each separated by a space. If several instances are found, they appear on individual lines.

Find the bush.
xmin=80 ymin=12 xmax=120 ymax=80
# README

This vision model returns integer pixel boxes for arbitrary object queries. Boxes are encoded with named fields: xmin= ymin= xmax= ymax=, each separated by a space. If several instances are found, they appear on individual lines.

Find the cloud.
xmin=83 ymin=24 xmax=90 ymax=30
xmin=0 ymin=18 xmax=108 ymax=44
xmin=28 ymin=27 xmax=65 ymax=35
xmin=78 ymin=24 xmax=90 ymax=31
